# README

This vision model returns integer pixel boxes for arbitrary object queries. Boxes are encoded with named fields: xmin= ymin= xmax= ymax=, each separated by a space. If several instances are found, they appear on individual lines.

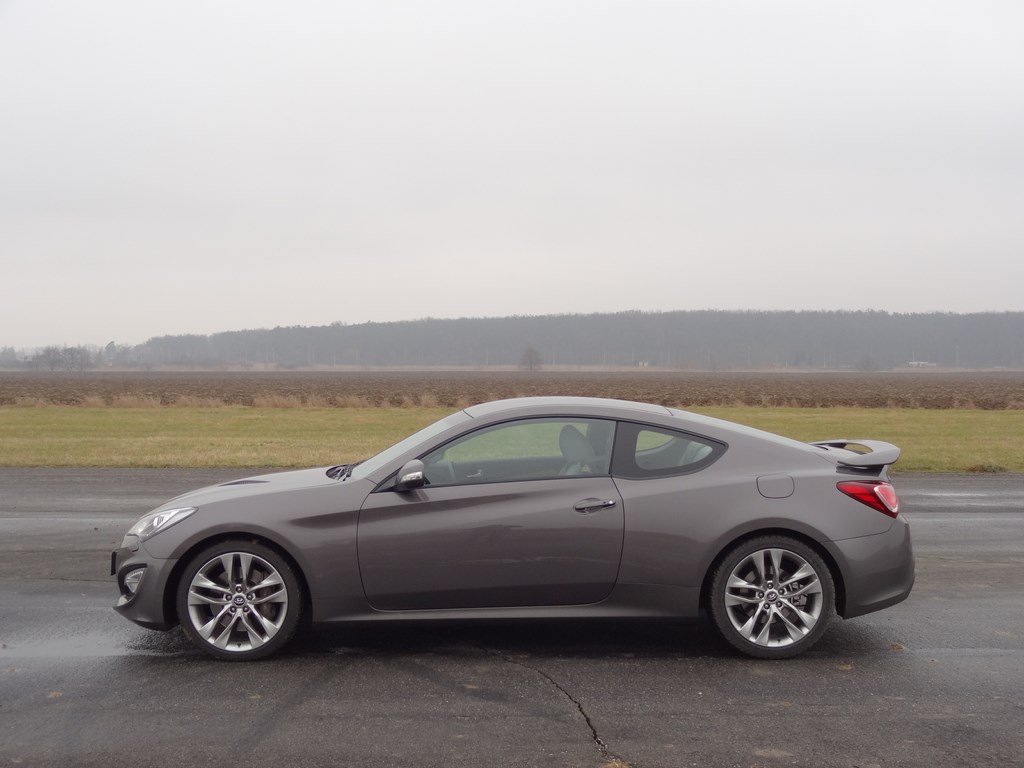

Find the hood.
xmin=158 ymin=467 xmax=344 ymax=510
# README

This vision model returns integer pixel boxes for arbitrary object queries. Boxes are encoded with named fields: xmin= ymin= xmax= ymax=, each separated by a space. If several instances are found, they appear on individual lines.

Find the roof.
xmin=463 ymin=396 xmax=673 ymax=419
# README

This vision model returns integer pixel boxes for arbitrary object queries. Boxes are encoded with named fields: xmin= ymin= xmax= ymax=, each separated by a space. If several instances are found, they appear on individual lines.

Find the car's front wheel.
xmin=176 ymin=540 xmax=302 ymax=661
xmin=708 ymin=536 xmax=834 ymax=659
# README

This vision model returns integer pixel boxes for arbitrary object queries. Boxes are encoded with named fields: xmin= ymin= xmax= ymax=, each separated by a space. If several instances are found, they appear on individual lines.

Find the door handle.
xmin=574 ymin=498 xmax=617 ymax=514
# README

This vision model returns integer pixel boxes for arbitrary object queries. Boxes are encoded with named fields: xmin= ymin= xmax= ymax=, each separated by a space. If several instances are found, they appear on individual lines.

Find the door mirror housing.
xmin=394 ymin=459 xmax=426 ymax=492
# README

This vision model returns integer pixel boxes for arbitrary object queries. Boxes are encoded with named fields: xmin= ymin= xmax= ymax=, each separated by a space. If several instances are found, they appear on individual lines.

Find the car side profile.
xmin=112 ymin=397 xmax=914 ymax=660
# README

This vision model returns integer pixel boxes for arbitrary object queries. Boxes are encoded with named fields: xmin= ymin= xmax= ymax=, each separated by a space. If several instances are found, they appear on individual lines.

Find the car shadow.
xmin=124 ymin=615 xmax=895 ymax=662
xmin=294 ymin=618 xmax=735 ymax=660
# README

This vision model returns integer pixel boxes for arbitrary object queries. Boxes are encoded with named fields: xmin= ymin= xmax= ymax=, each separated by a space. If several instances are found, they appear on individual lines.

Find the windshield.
xmin=348 ymin=411 xmax=471 ymax=480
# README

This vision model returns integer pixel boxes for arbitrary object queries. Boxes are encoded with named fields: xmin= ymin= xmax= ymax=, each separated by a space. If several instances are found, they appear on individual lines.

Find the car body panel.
xmin=357 ymin=476 xmax=624 ymax=610
xmin=825 ymin=515 xmax=915 ymax=617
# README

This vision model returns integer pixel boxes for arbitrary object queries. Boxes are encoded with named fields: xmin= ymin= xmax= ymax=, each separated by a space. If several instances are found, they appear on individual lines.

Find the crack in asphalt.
xmin=465 ymin=640 xmax=622 ymax=765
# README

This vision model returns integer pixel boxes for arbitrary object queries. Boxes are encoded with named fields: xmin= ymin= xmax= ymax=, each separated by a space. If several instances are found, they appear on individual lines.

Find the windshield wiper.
xmin=326 ymin=464 xmax=348 ymax=480
xmin=326 ymin=460 xmax=363 ymax=481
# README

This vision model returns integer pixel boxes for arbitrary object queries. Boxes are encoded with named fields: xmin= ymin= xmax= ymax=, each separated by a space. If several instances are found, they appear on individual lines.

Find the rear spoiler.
xmin=810 ymin=439 xmax=901 ymax=468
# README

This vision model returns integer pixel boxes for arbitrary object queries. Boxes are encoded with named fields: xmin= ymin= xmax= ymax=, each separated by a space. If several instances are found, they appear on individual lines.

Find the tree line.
xmin=3 ymin=310 xmax=1023 ymax=371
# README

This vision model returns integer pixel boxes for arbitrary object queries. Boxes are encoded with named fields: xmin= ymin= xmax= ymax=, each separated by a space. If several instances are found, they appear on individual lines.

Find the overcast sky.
xmin=2 ymin=1 xmax=1022 ymax=348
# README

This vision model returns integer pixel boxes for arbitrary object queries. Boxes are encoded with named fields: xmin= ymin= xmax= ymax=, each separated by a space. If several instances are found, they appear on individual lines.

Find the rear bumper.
xmin=825 ymin=515 xmax=915 ymax=619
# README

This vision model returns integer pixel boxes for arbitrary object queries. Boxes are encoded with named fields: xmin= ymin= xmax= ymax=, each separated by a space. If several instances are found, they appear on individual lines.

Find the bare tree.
xmin=519 ymin=346 xmax=543 ymax=372
xmin=36 ymin=346 xmax=63 ymax=371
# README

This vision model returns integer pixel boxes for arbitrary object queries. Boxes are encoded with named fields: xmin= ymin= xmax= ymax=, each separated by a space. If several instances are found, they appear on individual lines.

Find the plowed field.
xmin=2 ymin=370 xmax=1022 ymax=409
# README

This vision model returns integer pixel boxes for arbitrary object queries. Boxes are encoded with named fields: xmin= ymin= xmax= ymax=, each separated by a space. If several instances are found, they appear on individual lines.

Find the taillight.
xmin=837 ymin=481 xmax=900 ymax=518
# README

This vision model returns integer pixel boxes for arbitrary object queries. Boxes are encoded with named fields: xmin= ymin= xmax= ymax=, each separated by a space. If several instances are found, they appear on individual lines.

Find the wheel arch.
xmin=698 ymin=527 xmax=847 ymax=617
xmin=163 ymin=532 xmax=313 ymax=628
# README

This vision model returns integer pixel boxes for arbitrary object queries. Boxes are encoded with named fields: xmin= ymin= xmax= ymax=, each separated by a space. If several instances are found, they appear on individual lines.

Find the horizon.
xmin=5 ymin=309 xmax=1022 ymax=373
xmin=6 ymin=306 xmax=1024 ymax=353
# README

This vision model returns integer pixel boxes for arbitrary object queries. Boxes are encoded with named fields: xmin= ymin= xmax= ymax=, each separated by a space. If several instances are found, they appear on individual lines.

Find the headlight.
xmin=127 ymin=506 xmax=197 ymax=541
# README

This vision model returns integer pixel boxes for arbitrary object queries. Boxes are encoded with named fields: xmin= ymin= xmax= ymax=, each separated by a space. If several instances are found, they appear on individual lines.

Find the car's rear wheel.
xmin=709 ymin=536 xmax=834 ymax=659
xmin=176 ymin=540 xmax=301 ymax=661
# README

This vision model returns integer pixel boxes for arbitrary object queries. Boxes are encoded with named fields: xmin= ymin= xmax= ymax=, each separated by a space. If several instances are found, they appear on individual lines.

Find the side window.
xmin=612 ymin=422 xmax=724 ymax=479
xmin=421 ymin=418 xmax=615 ymax=486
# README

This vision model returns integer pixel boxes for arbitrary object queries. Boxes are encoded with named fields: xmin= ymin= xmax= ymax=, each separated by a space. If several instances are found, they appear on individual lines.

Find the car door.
xmin=357 ymin=417 xmax=624 ymax=611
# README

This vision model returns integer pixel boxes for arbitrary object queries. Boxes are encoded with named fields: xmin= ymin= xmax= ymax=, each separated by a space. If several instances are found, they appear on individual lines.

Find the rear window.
xmin=612 ymin=422 xmax=725 ymax=479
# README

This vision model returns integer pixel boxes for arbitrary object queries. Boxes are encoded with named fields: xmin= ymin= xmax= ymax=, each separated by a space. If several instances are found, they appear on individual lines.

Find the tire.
xmin=708 ymin=536 xmax=835 ymax=660
xmin=176 ymin=540 xmax=302 ymax=661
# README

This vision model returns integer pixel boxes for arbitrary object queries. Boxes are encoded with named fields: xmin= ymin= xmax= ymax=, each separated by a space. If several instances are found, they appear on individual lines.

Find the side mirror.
xmin=394 ymin=459 xmax=426 ymax=492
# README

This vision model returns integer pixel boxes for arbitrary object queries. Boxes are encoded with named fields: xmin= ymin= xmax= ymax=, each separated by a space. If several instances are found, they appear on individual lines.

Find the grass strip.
xmin=1 ymin=406 xmax=1022 ymax=472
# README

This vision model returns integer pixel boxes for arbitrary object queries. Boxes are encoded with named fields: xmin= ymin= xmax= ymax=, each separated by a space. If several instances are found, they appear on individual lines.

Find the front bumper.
xmin=111 ymin=539 xmax=179 ymax=631
xmin=825 ymin=514 xmax=915 ymax=619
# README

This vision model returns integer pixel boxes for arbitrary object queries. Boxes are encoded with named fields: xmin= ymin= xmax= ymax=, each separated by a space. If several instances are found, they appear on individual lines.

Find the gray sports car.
xmin=111 ymin=397 xmax=914 ymax=661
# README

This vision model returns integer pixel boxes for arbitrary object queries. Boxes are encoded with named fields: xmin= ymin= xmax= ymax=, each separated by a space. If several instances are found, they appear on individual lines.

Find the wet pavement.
xmin=1 ymin=469 xmax=1022 ymax=767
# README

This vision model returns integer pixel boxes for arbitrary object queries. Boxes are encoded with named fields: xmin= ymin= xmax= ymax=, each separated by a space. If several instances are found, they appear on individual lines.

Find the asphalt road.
xmin=1 ymin=469 xmax=1022 ymax=768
